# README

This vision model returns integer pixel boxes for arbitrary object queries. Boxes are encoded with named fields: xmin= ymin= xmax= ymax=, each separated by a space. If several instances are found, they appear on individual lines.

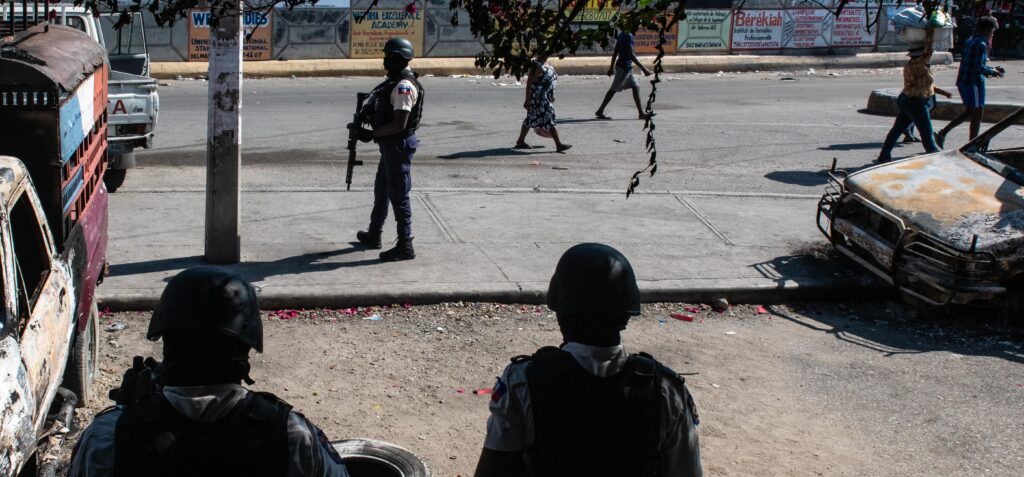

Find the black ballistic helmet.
xmin=547 ymin=243 xmax=642 ymax=320
xmin=148 ymin=266 xmax=263 ymax=353
xmin=383 ymin=37 xmax=415 ymax=61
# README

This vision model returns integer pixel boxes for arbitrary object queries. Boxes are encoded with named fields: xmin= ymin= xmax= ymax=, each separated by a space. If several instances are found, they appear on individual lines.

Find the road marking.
xmin=417 ymin=193 xmax=462 ymax=243
xmin=674 ymin=194 xmax=736 ymax=246
xmin=124 ymin=186 xmax=822 ymax=200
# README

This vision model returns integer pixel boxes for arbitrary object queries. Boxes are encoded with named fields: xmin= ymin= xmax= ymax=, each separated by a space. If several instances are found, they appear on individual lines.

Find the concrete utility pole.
xmin=204 ymin=2 xmax=243 ymax=263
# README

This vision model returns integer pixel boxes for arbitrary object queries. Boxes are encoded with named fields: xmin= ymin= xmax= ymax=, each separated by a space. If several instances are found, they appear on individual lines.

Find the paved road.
xmin=132 ymin=61 xmax=1024 ymax=196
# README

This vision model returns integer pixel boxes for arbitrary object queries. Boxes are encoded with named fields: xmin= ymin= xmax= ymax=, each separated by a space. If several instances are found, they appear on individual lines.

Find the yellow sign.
xmin=187 ymin=10 xmax=273 ymax=62
xmin=350 ymin=9 xmax=424 ymax=59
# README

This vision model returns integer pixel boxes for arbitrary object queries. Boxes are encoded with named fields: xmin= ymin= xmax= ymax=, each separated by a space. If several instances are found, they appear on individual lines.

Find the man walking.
xmin=595 ymin=30 xmax=653 ymax=120
xmin=472 ymin=243 xmax=703 ymax=477
xmin=69 ymin=266 xmax=349 ymax=477
xmin=936 ymin=16 xmax=1004 ymax=147
xmin=349 ymin=37 xmax=425 ymax=261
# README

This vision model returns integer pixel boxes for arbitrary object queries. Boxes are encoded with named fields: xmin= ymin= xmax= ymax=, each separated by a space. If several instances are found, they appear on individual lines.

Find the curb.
xmin=866 ymin=88 xmax=1021 ymax=122
xmin=151 ymin=52 xmax=952 ymax=79
xmin=98 ymin=276 xmax=891 ymax=311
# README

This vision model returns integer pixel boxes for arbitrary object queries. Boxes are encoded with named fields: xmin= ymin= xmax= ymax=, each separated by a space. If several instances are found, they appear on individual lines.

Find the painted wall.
xmin=141 ymin=1 xmax=913 ymax=62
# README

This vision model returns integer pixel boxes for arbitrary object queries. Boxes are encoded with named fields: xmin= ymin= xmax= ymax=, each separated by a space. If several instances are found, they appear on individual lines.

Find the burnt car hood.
xmin=845 ymin=151 xmax=1024 ymax=253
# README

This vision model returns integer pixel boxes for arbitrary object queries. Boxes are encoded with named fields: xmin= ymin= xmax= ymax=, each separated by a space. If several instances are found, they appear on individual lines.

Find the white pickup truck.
xmin=3 ymin=5 xmax=160 ymax=192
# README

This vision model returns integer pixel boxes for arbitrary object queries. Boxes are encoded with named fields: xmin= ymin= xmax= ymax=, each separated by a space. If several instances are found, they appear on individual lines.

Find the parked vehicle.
xmin=2 ymin=3 xmax=159 ymax=192
xmin=818 ymin=107 xmax=1024 ymax=324
xmin=0 ymin=22 xmax=109 ymax=476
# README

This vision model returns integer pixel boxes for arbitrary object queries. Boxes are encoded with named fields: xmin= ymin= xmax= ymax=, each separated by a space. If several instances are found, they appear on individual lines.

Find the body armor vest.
xmin=113 ymin=391 xmax=291 ymax=477
xmin=362 ymin=68 xmax=424 ymax=138
xmin=524 ymin=347 xmax=662 ymax=477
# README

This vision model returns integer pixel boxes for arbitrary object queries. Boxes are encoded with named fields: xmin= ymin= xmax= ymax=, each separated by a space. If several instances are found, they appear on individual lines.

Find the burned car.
xmin=818 ymin=107 xmax=1024 ymax=320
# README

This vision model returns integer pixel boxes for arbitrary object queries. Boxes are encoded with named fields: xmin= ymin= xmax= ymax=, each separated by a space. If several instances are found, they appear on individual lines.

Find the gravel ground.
xmin=63 ymin=302 xmax=1024 ymax=476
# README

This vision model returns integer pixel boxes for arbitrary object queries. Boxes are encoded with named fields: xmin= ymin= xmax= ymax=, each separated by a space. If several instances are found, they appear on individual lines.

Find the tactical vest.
xmin=523 ymin=347 xmax=662 ymax=477
xmin=364 ymin=68 xmax=424 ymax=138
xmin=113 ymin=391 xmax=292 ymax=477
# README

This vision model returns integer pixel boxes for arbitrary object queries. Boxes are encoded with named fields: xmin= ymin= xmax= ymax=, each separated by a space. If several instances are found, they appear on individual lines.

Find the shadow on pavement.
xmin=437 ymin=147 xmax=546 ymax=160
xmin=108 ymin=244 xmax=377 ymax=285
xmin=765 ymin=164 xmax=874 ymax=186
xmin=819 ymin=141 xmax=884 ymax=151
xmin=767 ymin=303 xmax=1024 ymax=365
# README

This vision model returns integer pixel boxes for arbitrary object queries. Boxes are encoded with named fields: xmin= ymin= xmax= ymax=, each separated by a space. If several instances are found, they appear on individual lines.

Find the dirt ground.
xmin=65 ymin=302 xmax=1024 ymax=476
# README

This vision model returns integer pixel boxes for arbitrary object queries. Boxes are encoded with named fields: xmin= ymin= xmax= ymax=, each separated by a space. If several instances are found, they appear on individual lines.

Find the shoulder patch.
xmin=396 ymin=84 xmax=413 ymax=95
xmin=491 ymin=377 xmax=508 ymax=402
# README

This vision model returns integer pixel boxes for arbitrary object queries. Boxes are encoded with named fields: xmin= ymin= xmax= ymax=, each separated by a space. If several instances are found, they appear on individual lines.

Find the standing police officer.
xmin=349 ymin=37 xmax=424 ymax=261
xmin=473 ymin=243 xmax=703 ymax=477
xmin=68 ymin=266 xmax=349 ymax=477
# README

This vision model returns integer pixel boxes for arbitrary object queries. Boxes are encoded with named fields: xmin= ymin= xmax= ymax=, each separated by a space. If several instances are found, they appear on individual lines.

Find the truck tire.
xmin=1001 ymin=276 xmax=1024 ymax=328
xmin=331 ymin=439 xmax=431 ymax=477
xmin=104 ymin=168 xmax=127 ymax=192
xmin=66 ymin=302 xmax=100 ymax=406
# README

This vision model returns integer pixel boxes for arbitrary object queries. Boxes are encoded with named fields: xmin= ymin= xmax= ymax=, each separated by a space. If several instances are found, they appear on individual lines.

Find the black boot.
xmin=356 ymin=230 xmax=382 ymax=249
xmin=380 ymin=237 xmax=415 ymax=261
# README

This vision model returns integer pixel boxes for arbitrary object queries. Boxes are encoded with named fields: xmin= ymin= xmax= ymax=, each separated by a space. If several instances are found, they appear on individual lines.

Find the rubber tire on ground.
xmin=331 ymin=439 xmax=430 ymax=477
xmin=104 ymin=168 xmax=127 ymax=192
xmin=65 ymin=301 xmax=99 ymax=406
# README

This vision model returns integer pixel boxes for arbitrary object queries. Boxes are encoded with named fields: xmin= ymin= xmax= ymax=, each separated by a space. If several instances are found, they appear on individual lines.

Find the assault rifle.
xmin=346 ymin=93 xmax=370 ymax=190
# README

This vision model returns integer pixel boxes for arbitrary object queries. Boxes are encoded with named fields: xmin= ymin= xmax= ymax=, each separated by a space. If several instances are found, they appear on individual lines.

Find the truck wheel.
xmin=1001 ymin=277 xmax=1024 ymax=328
xmin=331 ymin=439 xmax=431 ymax=477
xmin=104 ymin=168 xmax=128 ymax=193
xmin=66 ymin=302 xmax=100 ymax=406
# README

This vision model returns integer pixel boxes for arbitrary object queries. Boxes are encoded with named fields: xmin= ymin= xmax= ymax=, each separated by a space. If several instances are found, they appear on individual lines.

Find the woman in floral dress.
xmin=514 ymin=54 xmax=572 ymax=153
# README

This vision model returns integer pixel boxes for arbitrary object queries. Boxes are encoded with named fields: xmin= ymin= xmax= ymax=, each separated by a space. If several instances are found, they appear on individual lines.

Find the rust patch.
xmin=865 ymin=172 xmax=912 ymax=182
xmin=958 ymin=177 xmax=977 ymax=185
xmin=896 ymin=160 xmax=928 ymax=170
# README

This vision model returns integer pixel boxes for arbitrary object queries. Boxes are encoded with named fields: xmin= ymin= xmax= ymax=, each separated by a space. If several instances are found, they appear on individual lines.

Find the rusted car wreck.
xmin=818 ymin=108 xmax=1024 ymax=321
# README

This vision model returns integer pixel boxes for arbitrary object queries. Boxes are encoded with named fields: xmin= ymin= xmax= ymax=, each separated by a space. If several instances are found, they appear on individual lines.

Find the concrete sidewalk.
xmin=99 ymin=187 xmax=885 ymax=310
xmin=866 ymin=85 xmax=1024 ymax=122
xmin=151 ymin=52 xmax=953 ymax=79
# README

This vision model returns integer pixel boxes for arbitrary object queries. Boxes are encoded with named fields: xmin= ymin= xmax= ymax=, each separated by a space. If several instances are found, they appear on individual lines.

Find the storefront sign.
xmin=350 ymin=9 xmax=424 ymax=59
xmin=679 ymin=9 xmax=732 ymax=50
xmin=187 ymin=10 xmax=273 ymax=61
xmin=782 ymin=8 xmax=833 ymax=49
xmin=731 ymin=9 xmax=784 ymax=50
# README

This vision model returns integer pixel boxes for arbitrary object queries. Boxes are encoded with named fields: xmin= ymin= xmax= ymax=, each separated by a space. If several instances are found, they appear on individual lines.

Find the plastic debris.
xmin=755 ymin=306 xmax=768 ymax=315
xmin=436 ymin=327 xmax=445 ymax=332
xmin=725 ymin=331 xmax=737 ymax=335
xmin=711 ymin=383 xmax=720 ymax=388
xmin=684 ymin=306 xmax=701 ymax=313
xmin=363 ymin=314 xmax=382 ymax=321
xmin=274 ymin=309 xmax=299 ymax=320
xmin=100 ymin=307 xmax=115 ymax=318
xmin=711 ymin=298 xmax=730 ymax=312
xmin=552 ymin=166 xmax=569 ymax=170
xmin=371 ymin=403 xmax=383 ymax=411
xmin=530 ymin=161 xmax=542 ymax=166
xmin=105 ymin=323 xmax=127 ymax=332
xmin=670 ymin=313 xmax=695 ymax=322
xmin=456 ymin=387 xmax=466 ymax=394
xmin=403 ymin=303 xmax=413 ymax=309
xmin=473 ymin=388 xmax=493 ymax=396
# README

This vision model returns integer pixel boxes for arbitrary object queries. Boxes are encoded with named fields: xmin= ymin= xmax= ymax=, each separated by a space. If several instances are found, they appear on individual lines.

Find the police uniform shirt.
xmin=68 ymin=384 xmax=349 ymax=477
xmin=483 ymin=342 xmax=703 ymax=476
xmin=391 ymin=79 xmax=418 ymax=113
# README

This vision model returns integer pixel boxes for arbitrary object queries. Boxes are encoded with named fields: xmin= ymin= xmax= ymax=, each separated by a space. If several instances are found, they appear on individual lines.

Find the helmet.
xmin=148 ymin=266 xmax=263 ymax=353
xmin=547 ymin=243 xmax=641 ymax=320
xmin=383 ymin=37 xmax=415 ymax=61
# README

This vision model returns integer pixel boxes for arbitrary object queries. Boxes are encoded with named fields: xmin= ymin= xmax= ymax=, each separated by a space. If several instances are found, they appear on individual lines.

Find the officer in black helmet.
xmin=349 ymin=37 xmax=425 ymax=261
xmin=472 ymin=243 xmax=703 ymax=477
xmin=68 ymin=266 xmax=349 ymax=477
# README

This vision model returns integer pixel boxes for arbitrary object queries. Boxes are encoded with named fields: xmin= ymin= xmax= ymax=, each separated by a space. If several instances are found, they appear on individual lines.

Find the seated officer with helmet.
xmin=473 ymin=243 xmax=703 ymax=477
xmin=69 ymin=266 xmax=349 ymax=477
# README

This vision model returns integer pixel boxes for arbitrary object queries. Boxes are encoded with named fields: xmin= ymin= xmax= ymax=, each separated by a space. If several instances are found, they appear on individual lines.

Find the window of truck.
xmin=99 ymin=13 xmax=145 ymax=56
xmin=10 ymin=190 xmax=51 ymax=321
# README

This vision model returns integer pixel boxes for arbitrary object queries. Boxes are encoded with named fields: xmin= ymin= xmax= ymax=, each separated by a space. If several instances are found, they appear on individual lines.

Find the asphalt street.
xmin=133 ymin=61 xmax=1024 ymax=196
